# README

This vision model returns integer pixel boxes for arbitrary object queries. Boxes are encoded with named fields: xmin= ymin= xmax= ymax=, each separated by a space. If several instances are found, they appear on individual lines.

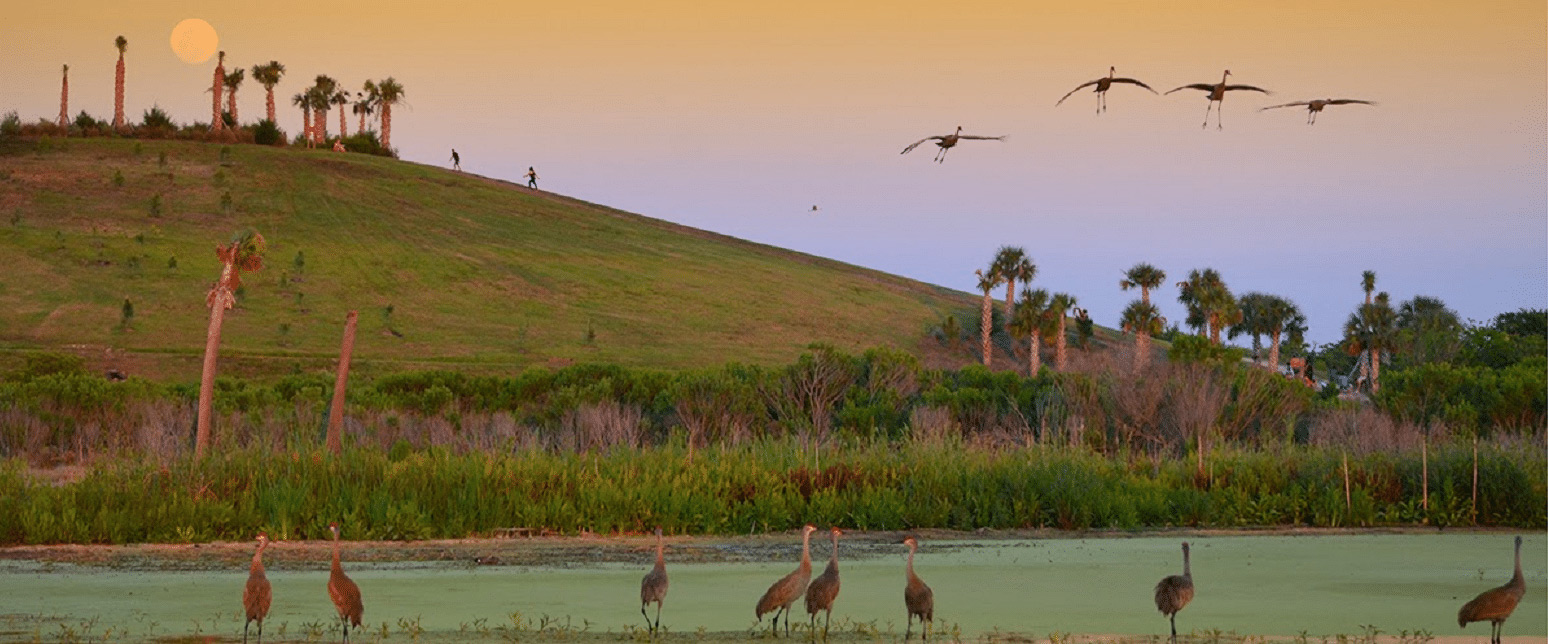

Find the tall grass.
xmin=1 ymin=438 xmax=1541 ymax=545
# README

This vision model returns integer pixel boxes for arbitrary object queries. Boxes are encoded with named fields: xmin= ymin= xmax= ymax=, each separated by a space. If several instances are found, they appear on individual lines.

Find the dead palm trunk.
xmin=980 ymin=291 xmax=994 ymax=367
xmin=58 ymin=65 xmax=69 ymax=130
xmin=113 ymin=42 xmax=126 ymax=130
xmin=326 ymin=311 xmax=358 ymax=455
xmin=212 ymin=53 xmax=225 ymax=131
xmin=195 ymin=262 xmax=237 ymax=458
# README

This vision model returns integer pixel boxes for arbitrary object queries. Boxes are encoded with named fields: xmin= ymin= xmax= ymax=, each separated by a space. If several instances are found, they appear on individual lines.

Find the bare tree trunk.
xmin=338 ymin=106 xmax=347 ymax=143
xmin=265 ymin=88 xmax=275 ymax=123
xmin=1421 ymin=434 xmax=1429 ymax=517
xmin=316 ymin=104 xmax=328 ymax=141
xmin=227 ymin=88 xmax=238 ymax=124
xmin=1267 ymin=330 xmax=1283 ymax=373
xmin=1471 ymin=435 xmax=1478 ymax=525
xmin=1054 ymin=317 xmax=1068 ymax=371
xmin=1134 ymin=332 xmax=1150 ymax=372
xmin=1341 ymin=450 xmax=1352 ymax=518
xmin=1368 ymin=348 xmax=1380 ymax=393
xmin=1003 ymin=281 xmax=1016 ymax=325
xmin=1028 ymin=334 xmax=1041 ymax=377
xmin=980 ymin=292 xmax=993 ymax=367
xmin=58 ymin=66 xmax=68 ymax=129
xmin=302 ymin=108 xmax=311 ymax=147
xmin=357 ymin=111 xmax=365 ymax=135
xmin=114 ymin=55 xmax=126 ymax=129
xmin=326 ymin=310 xmax=358 ymax=455
xmin=211 ymin=60 xmax=224 ymax=131
xmin=195 ymin=264 xmax=236 ymax=458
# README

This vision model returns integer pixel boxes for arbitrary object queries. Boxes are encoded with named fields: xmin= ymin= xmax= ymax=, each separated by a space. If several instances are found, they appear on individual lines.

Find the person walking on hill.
xmin=450 ymin=149 xmax=460 ymax=171
xmin=525 ymin=166 xmax=538 ymax=189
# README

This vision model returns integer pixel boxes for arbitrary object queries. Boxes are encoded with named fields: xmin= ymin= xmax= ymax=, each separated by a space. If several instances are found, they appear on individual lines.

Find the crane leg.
xmin=244 ymin=620 xmax=250 ymax=644
xmin=924 ymin=618 xmax=931 ymax=641
xmin=809 ymin=613 xmax=817 ymax=641
xmin=823 ymin=609 xmax=831 ymax=641
xmin=257 ymin=620 xmax=263 ymax=644
xmin=1202 ymin=103 xmax=1212 ymax=129
xmin=642 ymin=604 xmax=652 ymax=633
xmin=905 ymin=615 xmax=913 ymax=641
xmin=1170 ymin=614 xmax=1178 ymax=644
xmin=655 ymin=601 xmax=663 ymax=634
xmin=1217 ymin=102 xmax=1225 ymax=130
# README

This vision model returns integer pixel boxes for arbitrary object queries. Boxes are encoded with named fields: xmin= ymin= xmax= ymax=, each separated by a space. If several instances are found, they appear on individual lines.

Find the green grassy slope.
xmin=0 ymin=138 xmax=977 ymax=379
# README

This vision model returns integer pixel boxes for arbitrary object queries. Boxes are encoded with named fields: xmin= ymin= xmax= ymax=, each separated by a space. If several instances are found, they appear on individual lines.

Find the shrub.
xmin=340 ymin=131 xmax=394 ymax=158
xmin=140 ymin=105 xmax=175 ymax=134
xmin=0 ymin=111 xmax=19 ymax=136
xmin=251 ymin=119 xmax=284 ymax=146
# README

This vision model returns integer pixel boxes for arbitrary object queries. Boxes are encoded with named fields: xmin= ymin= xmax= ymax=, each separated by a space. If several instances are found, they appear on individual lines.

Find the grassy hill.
xmin=0 ymin=137 xmax=985 ymax=380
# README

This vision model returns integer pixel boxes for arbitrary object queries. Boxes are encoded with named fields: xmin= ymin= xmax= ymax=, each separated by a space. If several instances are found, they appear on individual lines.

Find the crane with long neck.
xmin=640 ymin=527 xmax=669 ymax=635
xmin=755 ymin=524 xmax=818 ymax=637
xmin=903 ymin=536 xmax=934 ymax=641
xmin=1459 ymin=536 xmax=1527 ymax=644
xmin=242 ymin=533 xmax=272 ymax=644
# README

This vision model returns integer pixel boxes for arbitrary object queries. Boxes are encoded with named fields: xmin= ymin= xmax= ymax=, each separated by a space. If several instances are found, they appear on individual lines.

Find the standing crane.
xmin=640 ymin=527 xmax=669 ymax=635
xmin=1259 ymin=98 xmax=1376 ymax=124
xmin=1458 ymin=536 xmax=1526 ymax=644
xmin=243 ymin=533 xmax=272 ymax=644
xmin=903 ymin=536 xmax=934 ymax=641
xmin=756 ymin=524 xmax=818 ymax=637
xmin=901 ymin=126 xmax=1007 ymax=163
xmin=1165 ymin=70 xmax=1270 ymax=129
xmin=1055 ymin=66 xmax=1158 ymax=113
xmin=1154 ymin=542 xmax=1195 ymax=644
xmin=805 ymin=528 xmax=843 ymax=641
xmin=327 ymin=523 xmax=364 ymax=644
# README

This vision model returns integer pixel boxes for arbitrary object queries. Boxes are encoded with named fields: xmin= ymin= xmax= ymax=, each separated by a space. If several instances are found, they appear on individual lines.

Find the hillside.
xmin=0 ymin=137 xmax=986 ymax=380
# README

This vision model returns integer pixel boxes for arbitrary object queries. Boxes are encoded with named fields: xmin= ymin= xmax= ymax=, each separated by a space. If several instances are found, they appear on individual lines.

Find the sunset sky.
xmin=5 ymin=1 xmax=1544 ymax=346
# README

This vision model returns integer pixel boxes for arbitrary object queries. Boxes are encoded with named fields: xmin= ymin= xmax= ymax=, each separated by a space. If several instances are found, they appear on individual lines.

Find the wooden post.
xmin=1421 ymin=434 xmax=1429 ymax=516
xmin=326 ymin=310 xmax=358 ymax=455
xmin=1471 ymin=434 xmax=1479 ymax=526
xmin=1342 ymin=451 xmax=1352 ymax=517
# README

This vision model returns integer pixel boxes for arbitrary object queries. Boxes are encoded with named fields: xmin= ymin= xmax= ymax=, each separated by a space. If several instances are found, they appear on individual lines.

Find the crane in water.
xmin=1458 ymin=536 xmax=1526 ymax=644
xmin=805 ymin=528 xmax=843 ymax=641
xmin=327 ymin=523 xmax=364 ymax=644
xmin=640 ymin=527 xmax=669 ymax=635
xmin=243 ymin=533 xmax=272 ymax=644
xmin=755 ymin=524 xmax=818 ymax=637
xmin=903 ymin=536 xmax=934 ymax=641
xmin=1154 ymin=542 xmax=1195 ymax=644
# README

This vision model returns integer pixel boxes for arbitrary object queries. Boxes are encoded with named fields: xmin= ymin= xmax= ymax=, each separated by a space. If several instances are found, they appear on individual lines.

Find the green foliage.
xmin=119 ymin=298 xmax=134 ymax=329
xmin=1376 ymin=358 xmax=1547 ymax=432
xmin=148 ymin=193 xmax=162 ymax=217
xmin=8 ymin=352 xmax=87 ymax=381
xmin=0 ymin=111 xmax=20 ymax=136
xmin=111 ymin=168 xmax=124 ymax=187
xmin=252 ymin=119 xmax=284 ymax=145
xmin=340 ymin=131 xmax=394 ymax=157
xmin=1168 ymin=335 xmax=1246 ymax=368
xmin=140 ymin=106 xmax=175 ymax=131
xmin=73 ymin=110 xmax=106 ymax=132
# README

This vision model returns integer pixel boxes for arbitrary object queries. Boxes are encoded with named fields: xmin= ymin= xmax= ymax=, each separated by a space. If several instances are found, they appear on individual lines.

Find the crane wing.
xmin=1110 ymin=78 xmax=1159 ymax=94
xmin=1223 ymin=84 xmax=1271 ymax=94
xmin=1326 ymin=99 xmax=1376 ymax=106
xmin=1054 ymin=80 xmax=1100 ymax=106
xmin=1259 ymin=101 xmax=1310 ymax=111
xmin=900 ymin=136 xmax=942 ymax=155
xmin=1164 ymin=83 xmax=1217 ymax=95
xmin=956 ymin=135 xmax=1007 ymax=141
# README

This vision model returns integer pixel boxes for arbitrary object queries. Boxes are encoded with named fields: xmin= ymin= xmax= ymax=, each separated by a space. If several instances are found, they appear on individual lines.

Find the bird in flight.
xmin=1055 ymin=66 xmax=1158 ymax=113
xmin=901 ymin=126 xmax=1007 ymax=163
xmin=1165 ymin=70 xmax=1270 ymax=129
xmin=1260 ymin=98 xmax=1376 ymax=124
xmin=810 ymin=205 xmax=820 ymax=213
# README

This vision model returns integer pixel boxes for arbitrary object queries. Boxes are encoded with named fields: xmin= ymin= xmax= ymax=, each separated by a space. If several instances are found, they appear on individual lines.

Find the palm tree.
xmin=195 ymin=230 xmax=266 ymax=458
xmin=991 ymin=247 xmax=1035 ymax=321
xmin=211 ymin=51 xmax=226 ymax=131
xmin=975 ymin=269 xmax=1004 ymax=367
xmin=1361 ymin=270 xmax=1377 ymax=305
xmin=57 ymin=64 xmax=69 ymax=130
xmin=311 ymin=76 xmax=337 ymax=141
xmin=352 ymin=89 xmax=375 ymax=135
xmin=224 ymin=68 xmax=245 ymax=125
xmin=375 ymin=77 xmax=405 ymax=151
xmin=1120 ymin=262 xmax=1166 ymax=306
xmin=112 ymin=36 xmax=127 ymax=130
xmin=1177 ymin=269 xmax=1235 ymax=344
xmin=1344 ymin=292 xmax=1397 ymax=393
xmin=1396 ymin=295 xmax=1462 ymax=365
xmin=331 ymin=89 xmax=349 ymax=142
xmin=1047 ymin=293 xmax=1077 ymax=371
xmin=291 ymin=92 xmax=311 ymax=147
xmin=251 ymin=61 xmax=285 ymax=124
xmin=1120 ymin=300 xmax=1164 ymax=371
xmin=1231 ymin=293 xmax=1302 ymax=369
xmin=1009 ymin=289 xmax=1050 ymax=376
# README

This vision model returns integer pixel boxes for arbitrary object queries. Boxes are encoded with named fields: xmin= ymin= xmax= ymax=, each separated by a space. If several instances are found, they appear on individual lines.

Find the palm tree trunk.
xmin=980 ymin=292 xmax=993 ymax=367
xmin=1134 ymin=332 xmax=1150 ymax=372
xmin=114 ymin=54 xmax=125 ymax=129
xmin=265 ymin=87 xmax=276 ymax=123
xmin=1029 ymin=335 xmax=1041 ymax=377
xmin=211 ymin=62 xmax=224 ymax=131
xmin=381 ymin=103 xmax=392 ymax=150
xmin=316 ymin=105 xmax=327 ymax=142
xmin=1267 ymin=329 xmax=1283 ymax=374
xmin=1369 ymin=348 xmax=1380 ymax=393
xmin=326 ymin=311 xmax=358 ymax=455
xmin=357 ymin=111 xmax=365 ymax=135
xmin=58 ymin=66 xmax=68 ymax=130
xmin=195 ymin=264 xmax=236 ymax=459
xmin=1055 ymin=317 xmax=1068 ymax=371
xmin=302 ymin=107 xmax=311 ymax=147
xmin=1004 ymin=281 xmax=1016 ymax=321
xmin=338 ymin=106 xmax=347 ymax=143
xmin=227 ymin=89 xmax=238 ymax=125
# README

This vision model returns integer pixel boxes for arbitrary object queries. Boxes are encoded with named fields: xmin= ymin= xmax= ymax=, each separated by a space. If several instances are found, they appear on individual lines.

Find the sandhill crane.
xmin=805 ymin=528 xmax=843 ymax=641
xmin=901 ymin=126 xmax=1007 ymax=163
xmin=1056 ymin=66 xmax=1158 ymax=113
xmin=1459 ymin=536 xmax=1526 ymax=644
xmin=243 ymin=533 xmax=272 ymax=644
xmin=903 ymin=536 xmax=934 ymax=641
xmin=1259 ymin=98 xmax=1376 ymax=124
xmin=756 ymin=524 xmax=818 ymax=637
xmin=1154 ymin=542 xmax=1194 ymax=644
xmin=1165 ymin=70 xmax=1270 ymax=129
xmin=327 ymin=523 xmax=364 ymax=644
xmin=640 ymin=527 xmax=669 ymax=635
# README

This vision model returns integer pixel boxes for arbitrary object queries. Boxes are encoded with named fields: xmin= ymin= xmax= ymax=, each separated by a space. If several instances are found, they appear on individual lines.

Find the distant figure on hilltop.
xmin=450 ymin=149 xmax=460 ymax=171
xmin=525 ymin=166 xmax=538 ymax=189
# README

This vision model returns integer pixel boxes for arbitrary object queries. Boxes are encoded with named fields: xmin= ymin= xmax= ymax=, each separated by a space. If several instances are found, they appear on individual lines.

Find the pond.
xmin=0 ymin=532 xmax=1542 ymax=643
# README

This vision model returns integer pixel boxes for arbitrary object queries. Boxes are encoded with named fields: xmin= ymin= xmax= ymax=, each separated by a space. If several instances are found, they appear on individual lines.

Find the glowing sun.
xmin=169 ymin=18 xmax=218 ymax=64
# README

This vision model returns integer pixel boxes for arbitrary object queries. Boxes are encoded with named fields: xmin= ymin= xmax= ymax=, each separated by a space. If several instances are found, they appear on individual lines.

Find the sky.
xmin=4 ymin=1 xmax=1545 ymax=346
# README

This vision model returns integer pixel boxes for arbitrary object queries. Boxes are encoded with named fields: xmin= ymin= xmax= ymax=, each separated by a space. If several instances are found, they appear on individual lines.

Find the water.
xmin=0 ymin=532 xmax=1542 ymax=643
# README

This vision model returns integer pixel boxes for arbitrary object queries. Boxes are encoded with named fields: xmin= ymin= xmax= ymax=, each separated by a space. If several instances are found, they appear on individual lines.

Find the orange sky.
xmin=4 ymin=1 xmax=1545 ymax=343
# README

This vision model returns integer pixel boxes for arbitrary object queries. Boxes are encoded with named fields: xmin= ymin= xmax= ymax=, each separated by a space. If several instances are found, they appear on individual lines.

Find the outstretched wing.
xmin=1054 ymin=79 xmax=1101 ymax=106
xmin=1259 ymin=101 xmax=1311 ymax=111
xmin=956 ymin=135 xmax=1007 ymax=141
xmin=1164 ymin=83 xmax=1217 ymax=95
xmin=1110 ymin=78 xmax=1159 ymax=94
xmin=1326 ymin=99 xmax=1376 ymax=106
xmin=900 ymin=136 xmax=942 ymax=155
xmin=1223 ymin=84 xmax=1271 ymax=94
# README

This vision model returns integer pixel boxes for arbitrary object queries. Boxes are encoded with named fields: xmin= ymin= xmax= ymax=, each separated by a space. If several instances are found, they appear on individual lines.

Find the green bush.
xmin=340 ymin=131 xmax=395 ymax=158
xmin=251 ymin=119 xmax=284 ymax=145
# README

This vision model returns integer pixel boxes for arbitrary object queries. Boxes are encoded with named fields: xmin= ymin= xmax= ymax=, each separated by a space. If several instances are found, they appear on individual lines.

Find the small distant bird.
xmin=902 ymin=536 xmax=934 ymax=641
xmin=1458 ymin=535 xmax=1526 ymax=644
xmin=640 ymin=527 xmax=669 ymax=635
xmin=756 ymin=524 xmax=818 ymax=637
xmin=810 ymin=205 xmax=819 ymax=213
xmin=805 ymin=528 xmax=843 ymax=641
xmin=901 ymin=126 xmax=1007 ymax=163
xmin=1165 ymin=70 xmax=1270 ymax=129
xmin=1055 ymin=66 xmax=1158 ymax=113
xmin=243 ymin=533 xmax=272 ymax=644
xmin=1259 ymin=98 xmax=1376 ymax=124
xmin=327 ymin=523 xmax=364 ymax=644
xmin=1154 ymin=542 xmax=1195 ymax=644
